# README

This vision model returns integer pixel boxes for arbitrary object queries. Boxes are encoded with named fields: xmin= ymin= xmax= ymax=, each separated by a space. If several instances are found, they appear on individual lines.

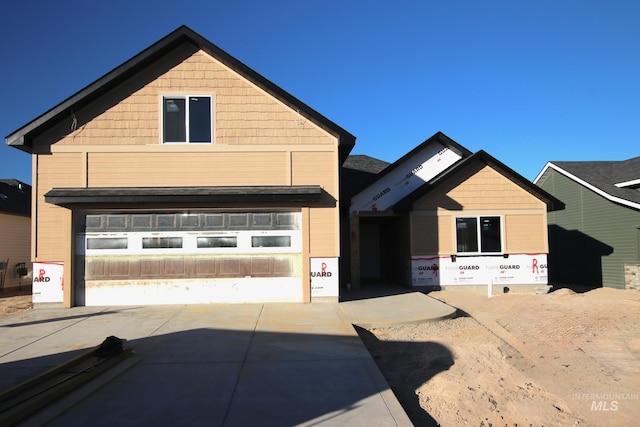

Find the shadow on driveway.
xmin=0 ymin=305 xmax=454 ymax=426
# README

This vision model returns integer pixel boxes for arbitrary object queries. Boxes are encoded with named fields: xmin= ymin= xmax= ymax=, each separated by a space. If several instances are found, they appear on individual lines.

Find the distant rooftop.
xmin=0 ymin=179 xmax=31 ymax=217
xmin=544 ymin=156 xmax=640 ymax=207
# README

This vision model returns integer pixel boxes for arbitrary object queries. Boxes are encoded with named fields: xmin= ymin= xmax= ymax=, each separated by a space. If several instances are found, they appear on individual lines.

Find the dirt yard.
xmin=1 ymin=287 xmax=638 ymax=426
xmin=359 ymin=287 xmax=640 ymax=426
xmin=0 ymin=288 xmax=32 ymax=317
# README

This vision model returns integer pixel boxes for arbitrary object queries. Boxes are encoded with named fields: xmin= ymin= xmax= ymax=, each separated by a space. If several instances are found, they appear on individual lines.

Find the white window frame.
xmin=455 ymin=215 xmax=504 ymax=255
xmin=161 ymin=94 xmax=213 ymax=144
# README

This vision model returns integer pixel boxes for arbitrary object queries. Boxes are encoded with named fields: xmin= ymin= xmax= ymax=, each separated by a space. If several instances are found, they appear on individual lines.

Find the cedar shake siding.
xmin=411 ymin=165 xmax=549 ymax=256
xmin=8 ymin=27 xmax=354 ymax=306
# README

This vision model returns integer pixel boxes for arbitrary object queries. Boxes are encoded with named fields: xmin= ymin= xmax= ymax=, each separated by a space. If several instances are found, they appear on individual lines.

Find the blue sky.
xmin=1 ymin=0 xmax=638 ymax=185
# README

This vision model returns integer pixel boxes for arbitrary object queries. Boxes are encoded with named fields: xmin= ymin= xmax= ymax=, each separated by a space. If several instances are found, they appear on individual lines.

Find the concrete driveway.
xmin=0 ymin=292 xmax=455 ymax=426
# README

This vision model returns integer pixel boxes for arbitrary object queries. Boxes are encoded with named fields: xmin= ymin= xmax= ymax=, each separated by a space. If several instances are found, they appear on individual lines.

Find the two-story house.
xmin=6 ymin=26 xmax=355 ymax=307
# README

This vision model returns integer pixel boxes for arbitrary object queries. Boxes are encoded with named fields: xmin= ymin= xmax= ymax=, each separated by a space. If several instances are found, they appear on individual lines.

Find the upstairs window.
xmin=456 ymin=216 xmax=502 ymax=254
xmin=163 ymin=96 xmax=212 ymax=143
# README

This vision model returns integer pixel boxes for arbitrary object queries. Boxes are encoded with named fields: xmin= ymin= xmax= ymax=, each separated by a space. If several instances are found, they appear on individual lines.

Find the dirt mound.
xmin=364 ymin=288 xmax=639 ymax=426
xmin=546 ymin=287 xmax=577 ymax=298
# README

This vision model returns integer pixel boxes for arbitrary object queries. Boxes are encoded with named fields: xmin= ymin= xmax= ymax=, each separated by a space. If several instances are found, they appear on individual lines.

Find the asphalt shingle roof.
xmin=341 ymin=155 xmax=390 ymax=201
xmin=550 ymin=156 xmax=640 ymax=206
xmin=0 ymin=180 xmax=31 ymax=217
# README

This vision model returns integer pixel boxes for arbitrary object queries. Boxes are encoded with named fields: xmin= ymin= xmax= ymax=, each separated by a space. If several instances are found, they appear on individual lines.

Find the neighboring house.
xmin=0 ymin=179 xmax=31 ymax=291
xmin=5 ymin=26 xmax=355 ymax=307
xmin=534 ymin=157 xmax=640 ymax=290
xmin=347 ymin=132 xmax=564 ymax=294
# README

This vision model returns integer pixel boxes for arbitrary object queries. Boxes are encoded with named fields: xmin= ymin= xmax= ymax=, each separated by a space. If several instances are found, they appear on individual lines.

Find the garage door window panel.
xmin=142 ymin=237 xmax=183 ymax=249
xmin=87 ymin=237 xmax=128 ymax=250
xmin=252 ymin=236 xmax=291 ymax=248
xmin=197 ymin=236 xmax=237 ymax=248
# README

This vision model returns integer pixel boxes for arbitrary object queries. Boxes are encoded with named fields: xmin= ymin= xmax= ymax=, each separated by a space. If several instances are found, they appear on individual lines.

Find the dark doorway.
xmin=359 ymin=216 xmax=410 ymax=287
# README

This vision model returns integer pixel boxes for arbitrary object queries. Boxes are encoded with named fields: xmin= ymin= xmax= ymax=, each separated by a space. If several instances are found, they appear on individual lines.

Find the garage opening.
xmin=74 ymin=211 xmax=303 ymax=305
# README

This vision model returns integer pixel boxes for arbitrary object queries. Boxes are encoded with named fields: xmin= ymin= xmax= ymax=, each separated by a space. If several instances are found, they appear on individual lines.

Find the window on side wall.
xmin=456 ymin=216 xmax=502 ymax=254
xmin=163 ymin=96 xmax=212 ymax=143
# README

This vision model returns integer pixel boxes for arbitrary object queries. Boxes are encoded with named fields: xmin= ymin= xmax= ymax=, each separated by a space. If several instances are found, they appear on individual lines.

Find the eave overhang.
xmin=44 ymin=185 xmax=322 ymax=207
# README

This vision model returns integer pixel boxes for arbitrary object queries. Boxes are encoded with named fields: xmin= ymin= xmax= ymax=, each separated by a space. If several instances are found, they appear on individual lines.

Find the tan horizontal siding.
xmin=291 ymin=151 xmax=338 ymax=256
xmin=410 ymin=212 xmax=455 ymax=255
xmin=504 ymin=213 xmax=548 ymax=253
xmin=291 ymin=151 xmax=337 ymax=196
xmin=308 ymin=207 xmax=338 ymax=256
xmin=87 ymin=151 xmax=288 ymax=187
xmin=36 ymin=153 xmax=83 ymax=261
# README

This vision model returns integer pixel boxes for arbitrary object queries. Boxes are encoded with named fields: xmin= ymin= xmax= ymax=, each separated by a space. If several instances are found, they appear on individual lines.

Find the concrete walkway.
xmin=0 ymin=293 xmax=455 ymax=426
xmin=341 ymin=291 xmax=457 ymax=328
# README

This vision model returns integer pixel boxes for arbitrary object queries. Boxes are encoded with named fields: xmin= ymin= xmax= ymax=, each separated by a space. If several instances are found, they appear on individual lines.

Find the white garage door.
xmin=75 ymin=211 xmax=302 ymax=305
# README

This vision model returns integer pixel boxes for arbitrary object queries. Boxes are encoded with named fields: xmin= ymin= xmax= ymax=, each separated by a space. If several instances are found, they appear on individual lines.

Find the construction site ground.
xmin=1 ymin=286 xmax=638 ymax=426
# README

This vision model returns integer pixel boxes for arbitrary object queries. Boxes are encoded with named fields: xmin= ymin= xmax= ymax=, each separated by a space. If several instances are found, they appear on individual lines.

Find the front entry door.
xmin=360 ymin=222 xmax=381 ymax=280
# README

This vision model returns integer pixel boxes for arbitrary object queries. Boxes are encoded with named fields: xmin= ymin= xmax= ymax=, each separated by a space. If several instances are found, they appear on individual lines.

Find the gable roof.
xmin=5 ymin=25 xmax=356 ymax=162
xmin=372 ymin=131 xmax=473 ymax=182
xmin=0 ymin=179 xmax=31 ymax=217
xmin=349 ymin=132 xmax=474 ymax=213
xmin=534 ymin=156 xmax=640 ymax=210
xmin=393 ymin=150 xmax=565 ymax=213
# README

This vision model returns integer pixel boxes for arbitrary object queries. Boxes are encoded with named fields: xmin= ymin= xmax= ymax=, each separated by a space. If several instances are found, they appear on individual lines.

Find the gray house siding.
xmin=540 ymin=170 xmax=640 ymax=289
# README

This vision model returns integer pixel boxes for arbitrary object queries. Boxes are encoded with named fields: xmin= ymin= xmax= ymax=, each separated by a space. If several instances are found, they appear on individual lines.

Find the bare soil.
xmin=359 ymin=287 xmax=640 ymax=427
xmin=0 ymin=288 xmax=33 ymax=317
xmin=2 ymin=287 xmax=638 ymax=426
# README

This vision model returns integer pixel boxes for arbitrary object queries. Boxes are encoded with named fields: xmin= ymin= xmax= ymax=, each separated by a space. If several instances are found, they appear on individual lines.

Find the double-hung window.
xmin=163 ymin=96 xmax=212 ymax=143
xmin=456 ymin=216 xmax=502 ymax=254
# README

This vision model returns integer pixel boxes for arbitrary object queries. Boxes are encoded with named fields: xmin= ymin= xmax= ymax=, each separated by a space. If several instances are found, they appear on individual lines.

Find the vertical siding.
xmin=540 ymin=170 xmax=640 ymax=289
xmin=0 ymin=213 xmax=31 ymax=289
